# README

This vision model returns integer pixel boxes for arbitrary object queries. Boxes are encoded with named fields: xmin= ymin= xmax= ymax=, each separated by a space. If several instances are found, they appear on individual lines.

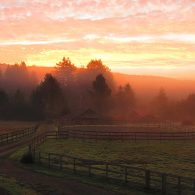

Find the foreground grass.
xmin=38 ymin=139 xmax=195 ymax=177
xmin=62 ymin=124 xmax=193 ymax=132
xmin=10 ymin=147 xmax=155 ymax=195
xmin=0 ymin=175 xmax=37 ymax=195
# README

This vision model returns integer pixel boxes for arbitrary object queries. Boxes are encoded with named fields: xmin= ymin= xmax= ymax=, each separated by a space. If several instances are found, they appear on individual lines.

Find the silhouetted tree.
xmin=32 ymin=74 xmax=68 ymax=119
xmin=11 ymin=89 xmax=29 ymax=120
xmin=178 ymin=94 xmax=195 ymax=121
xmin=91 ymin=74 xmax=112 ymax=114
xmin=124 ymin=84 xmax=136 ymax=109
xmin=55 ymin=57 xmax=77 ymax=87
xmin=86 ymin=59 xmax=115 ymax=90
xmin=3 ymin=61 xmax=37 ymax=93
xmin=114 ymin=83 xmax=136 ymax=120
xmin=0 ymin=89 xmax=9 ymax=119
xmin=152 ymin=88 xmax=169 ymax=120
xmin=185 ymin=94 xmax=195 ymax=114
xmin=93 ymin=74 xmax=112 ymax=97
xmin=0 ymin=89 xmax=8 ymax=106
xmin=87 ymin=59 xmax=110 ymax=72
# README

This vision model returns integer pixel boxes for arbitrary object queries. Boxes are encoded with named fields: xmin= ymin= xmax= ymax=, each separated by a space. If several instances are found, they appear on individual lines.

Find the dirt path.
xmin=0 ymin=124 xmax=120 ymax=194
xmin=0 ymin=160 xmax=119 ymax=195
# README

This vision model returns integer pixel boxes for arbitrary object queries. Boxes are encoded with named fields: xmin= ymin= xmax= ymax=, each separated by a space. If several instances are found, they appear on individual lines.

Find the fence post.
xmin=82 ymin=132 xmax=85 ymax=141
xmin=73 ymin=158 xmax=76 ymax=173
xmin=162 ymin=174 xmax=166 ymax=194
xmin=125 ymin=167 xmax=128 ymax=183
xmin=134 ymin=133 xmax=136 ymax=143
xmin=60 ymin=155 xmax=63 ymax=170
xmin=39 ymin=152 xmax=41 ymax=164
xmin=96 ymin=132 xmax=98 ymax=142
xmin=106 ymin=164 xmax=109 ymax=178
xmin=145 ymin=170 xmax=151 ymax=190
xmin=28 ymin=144 xmax=32 ymax=153
xmin=48 ymin=153 xmax=51 ymax=168
xmin=11 ymin=133 xmax=13 ymax=143
xmin=178 ymin=177 xmax=181 ymax=195
xmin=88 ymin=164 xmax=91 ymax=176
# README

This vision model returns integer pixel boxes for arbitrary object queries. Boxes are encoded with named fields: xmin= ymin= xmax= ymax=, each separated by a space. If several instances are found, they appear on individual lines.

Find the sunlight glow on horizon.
xmin=0 ymin=0 xmax=194 ymax=79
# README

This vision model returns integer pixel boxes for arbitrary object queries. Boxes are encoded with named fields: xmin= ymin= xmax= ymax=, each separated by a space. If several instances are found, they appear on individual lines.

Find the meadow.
xmin=62 ymin=123 xmax=188 ymax=132
xmin=2 ymin=122 xmax=195 ymax=194
xmin=38 ymin=138 xmax=195 ymax=178
xmin=0 ymin=121 xmax=37 ymax=134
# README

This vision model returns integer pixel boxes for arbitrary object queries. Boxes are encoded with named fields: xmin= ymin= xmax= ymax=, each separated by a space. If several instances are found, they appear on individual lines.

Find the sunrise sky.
xmin=0 ymin=0 xmax=195 ymax=78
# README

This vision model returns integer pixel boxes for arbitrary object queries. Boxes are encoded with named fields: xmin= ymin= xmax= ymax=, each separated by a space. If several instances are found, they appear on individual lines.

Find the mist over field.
xmin=0 ymin=59 xmax=195 ymax=123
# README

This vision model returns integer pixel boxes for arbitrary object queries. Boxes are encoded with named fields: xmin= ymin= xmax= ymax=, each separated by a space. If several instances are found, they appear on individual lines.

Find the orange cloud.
xmin=0 ymin=0 xmax=194 ymax=79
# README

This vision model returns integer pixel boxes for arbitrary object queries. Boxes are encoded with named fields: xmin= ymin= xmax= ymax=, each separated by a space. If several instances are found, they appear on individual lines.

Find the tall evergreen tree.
xmin=32 ymin=74 xmax=68 ymax=119
xmin=0 ymin=89 xmax=9 ymax=119
xmin=91 ymin=74 xmax=112 ymax=114
xmin=55 ymin=57 xmax=77 ymax=87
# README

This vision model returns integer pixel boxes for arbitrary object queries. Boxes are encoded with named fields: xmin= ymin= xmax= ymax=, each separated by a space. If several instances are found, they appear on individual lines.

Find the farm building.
xmin=72 ymin=109 xmax=104 ymax=124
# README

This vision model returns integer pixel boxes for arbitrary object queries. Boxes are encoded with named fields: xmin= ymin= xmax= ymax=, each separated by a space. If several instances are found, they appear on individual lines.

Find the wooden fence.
xmin=0 ymin=126 xmax=38 ymax=146
xmin=29 ymin=132 xmax=47 ymax=153
xmin=47 ymin=129 xmax=195 ymax=141
xmin=29 ymin=128 xmax=195 ymax=194
xmin=34 ymin=151 xmax=195 ymax=195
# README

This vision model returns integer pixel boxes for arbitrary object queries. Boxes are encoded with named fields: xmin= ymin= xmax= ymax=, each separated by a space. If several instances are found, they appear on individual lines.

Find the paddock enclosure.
xmin=28 ymin=123 xmax=195 ymax=194
xmin=49 ymin=123 xmax=195 ymax=141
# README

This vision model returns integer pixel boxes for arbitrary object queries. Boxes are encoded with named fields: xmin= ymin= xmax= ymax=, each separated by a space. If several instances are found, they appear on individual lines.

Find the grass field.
xmin=10 ymin=147 xmax=156 ymax=195
xmin=0 ymin=175 xmax=37 ymax=195
xmin=8 ymin=123 xmax=195 ymax=194
xmin=62 ymin=124 xmax=194 ymax=132
xmin=0 ymin=121 xmax=37 ymax=134
xmin=38 ymin=138 xmax=195 ymax=178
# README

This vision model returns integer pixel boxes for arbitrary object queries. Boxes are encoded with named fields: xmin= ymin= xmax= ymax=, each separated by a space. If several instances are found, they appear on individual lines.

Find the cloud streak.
xmin=0 ymin=0 xmax=194 ymax=78
xmin=1 ymin=33 xmax=195 ymax=46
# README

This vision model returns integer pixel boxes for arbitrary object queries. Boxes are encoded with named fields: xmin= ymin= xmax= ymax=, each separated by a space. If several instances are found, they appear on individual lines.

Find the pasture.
xmin=38 ymin=123 xmax=195 ymax=178
xmin=4 ymin=123 xmax=195 ymax=194
xmin=61 ymin=123 xmax=192 ymax=132
xmin=0 ymin=121 xmax=37 ymax=134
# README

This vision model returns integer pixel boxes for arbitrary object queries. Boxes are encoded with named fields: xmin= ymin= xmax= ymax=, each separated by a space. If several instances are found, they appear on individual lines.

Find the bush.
xmin=20 ymin=152 xmax=34 ymax=164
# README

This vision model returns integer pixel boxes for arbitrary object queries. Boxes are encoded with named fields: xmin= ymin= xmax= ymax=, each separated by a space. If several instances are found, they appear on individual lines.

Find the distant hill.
xmin=1 ymin=64 xmax=195 ymax=100
xmin=0 ymin=63 xmax=8 ymax=72
xmin=113 ymin=73 xmax=195 ymax=101
xmin=28 ymin=66 xmax=55 ymax=82
xmin=0 ymin=63 xmax=54 ymax=82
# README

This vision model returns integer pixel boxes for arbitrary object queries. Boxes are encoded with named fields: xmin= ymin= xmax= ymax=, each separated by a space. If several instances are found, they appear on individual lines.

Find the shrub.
xmin=20 ymin=152 xmax=34 ymax=164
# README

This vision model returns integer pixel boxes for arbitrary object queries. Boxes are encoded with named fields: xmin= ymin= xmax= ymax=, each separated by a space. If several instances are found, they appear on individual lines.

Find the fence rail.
xmin=35 ymin=151 xmax=195 ymax=195
xmin=30 ymin=132 xmax=47 ymax=153
xmin=28 ymin=126 xmax=195 ymax=194
xmin=0 ymin=126 xmax=38 ymax=146
xmin=47 ymin=129 xmax=195 ymax=141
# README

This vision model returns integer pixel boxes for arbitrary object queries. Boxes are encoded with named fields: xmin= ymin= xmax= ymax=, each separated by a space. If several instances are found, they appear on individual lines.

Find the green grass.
xmin=38 ymin=139 xmax=195 ymax=178
xmin=9 ymin=146 xmax=29 ymax=161
xmin=0 ymin=175 xmax=37 ymax=195
xmin=9 ymin=146 xmax=157 ymax=195
xmin=62 ymin=124 xmax=193 ymax=132
xmin=0 ymin=121 xmax=37 ymax=134
xmin=9 ymin=155 xmax=154 ymax=195
xmin=31 ymin=164 xmax=155 ymax=195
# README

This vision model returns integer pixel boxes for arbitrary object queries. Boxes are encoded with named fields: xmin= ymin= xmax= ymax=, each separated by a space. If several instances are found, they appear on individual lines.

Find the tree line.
xmin=0 ymin=58 xmax=195 ymax=123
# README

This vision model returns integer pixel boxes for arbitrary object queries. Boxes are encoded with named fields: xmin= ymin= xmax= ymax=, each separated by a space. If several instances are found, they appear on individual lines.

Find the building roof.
xmin=73 ymin=109 xmax=101 ymax=120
